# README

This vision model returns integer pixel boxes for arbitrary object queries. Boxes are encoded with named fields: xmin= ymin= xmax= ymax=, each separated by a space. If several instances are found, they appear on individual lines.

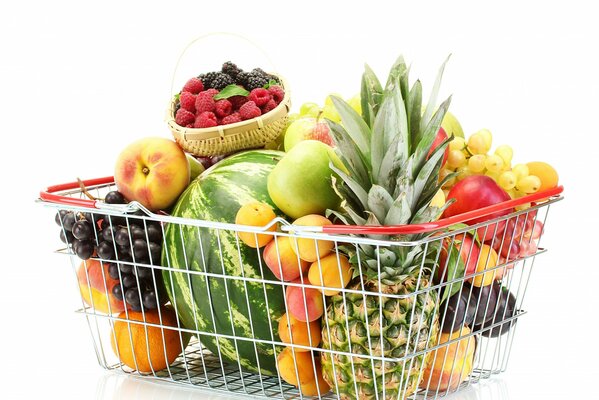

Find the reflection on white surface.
xmin=95 ymin=372 xmax=511 ymax=400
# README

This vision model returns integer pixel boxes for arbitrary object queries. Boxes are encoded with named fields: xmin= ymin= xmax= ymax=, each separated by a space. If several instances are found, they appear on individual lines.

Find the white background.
xmin=1 ymin=0 xmax=597 ymax=399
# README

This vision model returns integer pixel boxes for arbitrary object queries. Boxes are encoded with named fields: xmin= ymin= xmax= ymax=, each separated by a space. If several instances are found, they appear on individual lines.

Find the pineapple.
xmin=320 ymin=56 xmax=454 ymax=399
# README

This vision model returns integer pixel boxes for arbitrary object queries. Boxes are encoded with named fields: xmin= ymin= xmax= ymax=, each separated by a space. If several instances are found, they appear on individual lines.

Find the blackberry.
xmin=222 ymin=61 xmax=243 ymax=80
xmin=252 ymin=68 xmax=280 ymax=84
xmin=198 ymin=71 xmax=220 ymax=89
xmin=245 ymin=72 xmax=269 ymax=91
xmin=236 ymin=71 xmax=250 ymax=87
xmin=210 ymin=73 xmax=234 ymax=90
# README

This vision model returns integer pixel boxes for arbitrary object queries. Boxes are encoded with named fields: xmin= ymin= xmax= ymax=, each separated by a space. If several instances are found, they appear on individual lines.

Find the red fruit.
xmin=428 ymin=127 xmax=449 ymax=166
xmin=249 ymin=88 xmax=271 ymax=107
xmin=215 ymin=99 xmax=232 ymax=118
xmin=442 ymin=175 xmax=512 ymax=241
xmin=268 ymin=85 xmax=285 ymax=103
xmin=179 ymin=92 xmax=197 ymax=112
xmin=261 ymin=99 xmax=277 ymax=114
xmin=194 ymin=111 xmax=217 ymax=128
xmin=182 ymin=77 xmax=204 ymax=94
xmin=229 ymin=94 xmax=248 ymax=110
xmin=239 ymin=101 xmax=262 ymax=120
xmin=437 ymin=233 xmax=480 ymax=282
xmin=195 ymin=91 xmax=217 ymax=113
xmin=175 ymin=108 xmax=195 ymax=127
xmin=222 ymin=112 xmax=242 ymax=125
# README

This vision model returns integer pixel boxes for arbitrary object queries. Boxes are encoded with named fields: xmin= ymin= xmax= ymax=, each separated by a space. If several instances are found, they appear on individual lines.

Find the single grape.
xmin=494 ymin=145 xmax=513 ymax=165
xmin=146 ymin=224 xmax=162 ymax=243
xmin=62 ymin=212 xmax=76 ymax=231
xmin=121 ymin=273 xmax=137 ymax=289
xmin=516 ymin=175 xmax=541 ymax=194
xmin=130 ymin=226 xmax=146 ymax=241
xmin=477 ymin=129 xmax=493 ymax=151
xmin=148 ymin=242 xmax=161 ymax=264
xmin=119 ymin=261 xmax=133 ymax=275
xmin=133 ymin=239 xmax=149 ymax=260
xmin=498 ymin=171 xmax=517 ymax=191
xmin=59 ymin=229 xmax=75 ymax=245
xmin=467 ymin=154 xmax=486 ymax=173
xmin=447 ymin=149 xmax=467 ymax=169
xmin=114 ymin=227 xmax=131 ymax=246
xmin=118 ymin=244 xmax=131 ymax=257
xmin=74 ymin=239 xmax=94 ymax=260
xmin=197 ymin=157 xmax=212 ymax=170
xmin=135 ymin=265 xmax=153 ymax=280
xmin=467 ymin=133 xmax=486 ymax=155
xmin=106 ymin=263 xmax=119 ymax=279
xmin=55 ymin=210 xmax=68 ymax=227
xmin=512 ymin=164 xmax=529 ymax=181
xmin=72 ymin=220 xmax=93 ymax=240
xmin=97 ymin=241 xmax=115 ymax=260
xmin=210 ymin=155 xmax=226 ymax=165
xmin=456 ymin=166 xmax=472 ymax=181
xmin=112 ymin=284 xmax=124 ymax=301
xmin=485 ymin=170 xmax=500 ymax=182
xmin=125 ymin=287 xmax=141 ymax=307
xmin=484 ymin=154 xmax=504 ymax=173
xmin=102 ymin=225 xmax=116 ymax=242
xmin=143 ymin=290 xmax=158 ymax=310
xmin=449 ymin=137 xmax=466 ymax=152
xmin=104 ymin=191 xmax=126 ymax=204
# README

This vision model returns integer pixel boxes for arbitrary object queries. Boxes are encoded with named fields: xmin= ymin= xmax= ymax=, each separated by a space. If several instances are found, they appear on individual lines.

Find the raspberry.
xmin=179 ymin=92 xmax=197 ymax=112
xmin=182 ymin=77 xmax=204 ymax=94
xmin=194 ymin=111 xmax=217 ymax=128
xmin=195 ymin=90 xmax=217 ymax=113
xmin=261 ymin=99 xmax=277 ymax=114
xmin=229 ymin=95 xmax=248 ymax=110
xmin=222 ymin=112 xmax=242 ymax=125
xmin=268 ymin=85 xmax=285 ymax=104
xmin=215 ymin=99 xmax=232 ymax=118
xmin=249 ymin=88 xmax=271 ymax=107
xmin=175 ymin=108 xmax=195 ymax=126
xmin=239 ymin=101 xmax=262 ymax=120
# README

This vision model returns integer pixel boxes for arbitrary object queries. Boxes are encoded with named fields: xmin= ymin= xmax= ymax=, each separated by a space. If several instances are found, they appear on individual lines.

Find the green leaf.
xmin=384 ymin=192 xmax=412 ymax=226
xmin=411 ymin=137 xmax=446 ymax=212
xmin=372 ymin=82 xmax=403 ymax=181
xmin=328 ymin=121 xmax=370 ymax=189
xmin=367 ymin=185 xmax=394 ymax=223
xmin=361 ymin=64 xmax=383 ymax=128
xmin=330 ymin=162 xmax=369 ymax=211
xmin=422 ymin=54 xmax=451 ymax=128
xmin=174 ymin=93 xmax=181 ymax=104
xmin=441 ymin=242 xmax=466 ymax=303
xmin=264 ymin=80 xmax=279 ymax=89
xmin=385 ymin=55 xmax=408 ymax=90
xmin=331 ymin=96 xmax=372 ymax=165
xmin=213 ymin=84 xmax=249 ymax=100
xmin=408 ymin=80 xmax=423 ymax=148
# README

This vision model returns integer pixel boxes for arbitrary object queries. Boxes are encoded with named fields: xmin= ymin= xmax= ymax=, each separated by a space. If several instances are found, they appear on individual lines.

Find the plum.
xmin=440 ymin=288 xmax=476 ymax=333
xmin=473 ymin=287 xmax=517 ymax=337
xmin=469 ymin=283 xmax=499 ymax=326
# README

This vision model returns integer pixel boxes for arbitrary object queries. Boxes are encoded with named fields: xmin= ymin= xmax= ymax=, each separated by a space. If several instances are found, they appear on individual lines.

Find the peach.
xmin=290 ymin=215 xmax=334 ymax=262
xmin=308 ymin=253 xmax=352 ymax=296
xmin=235 ymin=202 xmax=277 ymax=248
xmin=285 ymin=279 xmax=324 ymax=322
xmin=471 ymin=245 xmax=499 ymax=287
xmin=278 ymin=312 xmax=321 ymax=351
xmin=277 ymin=347 xmax=318 ymax=386
xmin=299 ymin=361 xmax=331 ymax=396
xmin=114 ymin=137 xmax=190 ymax=211
xmin=421 ymin=327 xmax=476 ymax=393
xmin=77 ymin=259 xmax=126 ymax=314
xmin=264 ymin=237 xmax=310 ymax=281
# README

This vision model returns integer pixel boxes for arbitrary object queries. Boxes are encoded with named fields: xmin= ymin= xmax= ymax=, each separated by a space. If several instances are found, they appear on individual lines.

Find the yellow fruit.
xmin=299 ymin=362 xmax=331 ymax=396
xmin=472 ymin=245 xmax=498 ymax=287
xmin=308 ymin=254 xmax=352 ymax=296
xmin=441 ymin=111 xmax=465 ymax=139
xmin=430 ymin=189 xmax=446 ymax=209
xmin=347 ymin=94 xmax=362 ymax=115
xmin=526 ymin=161 xmax=559 ymax=192
xmin=516 ymin=175 xmax=542 ymax=194
xmin=278 ymin=313 xmax=321 ymax=351
xmin=235 ymin=202 xmax=277 ymax=248
xmin=277 ymin=348 xmax=318 ymax=386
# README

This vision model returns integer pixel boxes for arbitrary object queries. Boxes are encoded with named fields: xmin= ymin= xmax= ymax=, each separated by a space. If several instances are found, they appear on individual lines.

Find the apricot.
xmin=526 ymin=161 xmax=559 ymax=192
xmin=299 ymin=361 xmax=331 ymax=396
xmin=290 ymin=215 xmax=334 ymax=262
xmin=471 ymin=245 xmax=499 ymax=287
xmin=421 ymin=326 xmax=476 ymax=392
xmin=264 ymin=237 xmax=310 ymax=281
xmin=278 ymin=313 xmax=321 ymax=351
xmin=77 ymin=259 xmax=126 ymax=314
xmin=277 ymin=347 xmax=319 ymax=386
xmin=285 ymin=280 xmax=324 ymax=322
xmin=235 ymin=202 xmax=277 ymax=248
xmin=308 ymin=253 xmax=352 ymax=296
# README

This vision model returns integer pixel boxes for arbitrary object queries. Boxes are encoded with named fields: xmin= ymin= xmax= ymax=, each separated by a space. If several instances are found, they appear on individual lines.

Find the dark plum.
xmin=473 ymin=287 xmax=517 ymax=337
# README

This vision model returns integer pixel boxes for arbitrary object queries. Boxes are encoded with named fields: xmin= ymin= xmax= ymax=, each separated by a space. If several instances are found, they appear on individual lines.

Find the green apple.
xmin=299 ymin=102 xmax=321 ymax=118
xmin=441 ymin=111 xmax=464 ymax=139
xmin=284 ymin=117 xmax=334 ymax=152
xmin=186 ymin=153 xmax=205 ymax=181
xmin=267 ymin=140 xmax=346 ymax=219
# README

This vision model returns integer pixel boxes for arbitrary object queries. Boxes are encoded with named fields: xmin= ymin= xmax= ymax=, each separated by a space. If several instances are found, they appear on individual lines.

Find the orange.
xmin=235 ymin=201 xmax=277 ymax=248
xmin=110 ymin=307 xmax=188 ymax=373
xmin=526 ymin=161 xmax=559 ymax=192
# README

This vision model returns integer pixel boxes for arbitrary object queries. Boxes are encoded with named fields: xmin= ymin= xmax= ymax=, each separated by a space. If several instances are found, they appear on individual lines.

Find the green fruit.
xmin=442 ymin=111 xmax=464 ymax=138
xmin=186 ymin=153 xmax=205 ymax=181
xmin=283 ymin=117 xmax=334 ymax=152
xmin=267 ymin=140 xmax=344 ymax=219
xmin=299 ymin=102 xmax=320 ymax=117
xmin=162 ymin=150 xmax=286 ymax=376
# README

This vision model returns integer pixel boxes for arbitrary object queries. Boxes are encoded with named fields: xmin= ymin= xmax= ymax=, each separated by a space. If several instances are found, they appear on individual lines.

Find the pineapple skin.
xmin=321 ymin=274 xmax=439 ymax=400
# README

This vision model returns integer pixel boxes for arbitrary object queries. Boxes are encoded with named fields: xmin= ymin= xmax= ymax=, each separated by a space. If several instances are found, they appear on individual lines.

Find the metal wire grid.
xmin=43 ymin=180 xmax=559 ymax=399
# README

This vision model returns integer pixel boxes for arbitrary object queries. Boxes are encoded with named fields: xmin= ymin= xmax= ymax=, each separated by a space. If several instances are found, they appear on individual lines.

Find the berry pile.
xmin=174 ymin=61 xmax=285 ymax=128
xmin=55 ymin=190 xmax=165 ymax=311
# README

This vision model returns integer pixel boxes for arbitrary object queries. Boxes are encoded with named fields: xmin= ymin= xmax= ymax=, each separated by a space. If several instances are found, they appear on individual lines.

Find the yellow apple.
xmin=114 ymin=137 xmax=190 ymax=211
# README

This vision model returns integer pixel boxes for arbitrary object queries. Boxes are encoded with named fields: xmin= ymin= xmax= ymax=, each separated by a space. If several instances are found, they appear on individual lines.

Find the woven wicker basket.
xmin=167 ymin=77 xmax=291 ymax=156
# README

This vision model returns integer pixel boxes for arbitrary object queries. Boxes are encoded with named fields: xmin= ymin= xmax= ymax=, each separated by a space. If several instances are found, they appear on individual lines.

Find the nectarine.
xmin=290 ymin=215 xmax=334 ymax=262
xmin=263 ymin=237 xmax=310 ymax=281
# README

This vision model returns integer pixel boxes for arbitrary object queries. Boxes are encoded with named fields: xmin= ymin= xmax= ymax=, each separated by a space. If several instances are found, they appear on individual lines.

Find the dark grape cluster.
xmin=54 ymin=190 xmax=164 ymax=311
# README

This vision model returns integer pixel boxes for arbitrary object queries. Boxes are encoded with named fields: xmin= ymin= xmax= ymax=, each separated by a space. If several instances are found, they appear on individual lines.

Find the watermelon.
xmin=162 ymin=150 xmax=286 ymax=376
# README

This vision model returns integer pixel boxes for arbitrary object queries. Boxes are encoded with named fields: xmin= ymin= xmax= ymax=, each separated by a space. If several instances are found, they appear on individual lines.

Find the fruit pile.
xmin=51 ymin=53 xmax=561 ymax=397
xmin=173 ymin=61 xmax=286 ymax=128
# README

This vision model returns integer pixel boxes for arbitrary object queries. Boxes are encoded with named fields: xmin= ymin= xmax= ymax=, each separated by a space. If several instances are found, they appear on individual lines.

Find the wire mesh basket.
xmin=38 ymin=177 xmax=563 ymax=399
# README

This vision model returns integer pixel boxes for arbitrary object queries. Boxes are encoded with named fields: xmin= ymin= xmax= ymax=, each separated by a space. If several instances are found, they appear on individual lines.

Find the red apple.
xmin=114 ymin=137 xmax=190 ymax=211
xmin=442 ymin=175 xmax=512 ymax=241
xmin=283 ymin=117 xmax=334 ymax=152
xmin=427 ymin=127 xmax=449 ymax=166
xmin=437 ymin=233 xmax=480 ymax=282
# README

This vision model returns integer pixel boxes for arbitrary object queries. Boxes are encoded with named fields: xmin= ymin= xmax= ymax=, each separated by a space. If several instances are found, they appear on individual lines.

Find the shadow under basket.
xmin=166 ymin=78 xmax=291 ymax=157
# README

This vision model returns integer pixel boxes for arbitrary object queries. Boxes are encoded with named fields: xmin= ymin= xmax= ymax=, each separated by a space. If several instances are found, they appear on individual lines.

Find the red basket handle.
xmin=39 ymin=176 xmax=115 ymax=209
xmin=316 ymin=185 xmax=564 ymax=235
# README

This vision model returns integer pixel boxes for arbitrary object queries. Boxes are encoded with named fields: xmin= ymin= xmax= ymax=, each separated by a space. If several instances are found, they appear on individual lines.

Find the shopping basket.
xmin=38 ymin=177 xmax=563 ymax=399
